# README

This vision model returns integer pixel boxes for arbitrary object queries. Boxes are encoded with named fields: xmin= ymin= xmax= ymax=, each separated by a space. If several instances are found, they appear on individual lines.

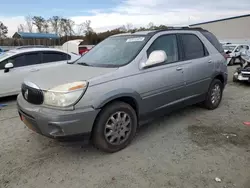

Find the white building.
xmin=189 ymin=14 xmax=250 ymax=44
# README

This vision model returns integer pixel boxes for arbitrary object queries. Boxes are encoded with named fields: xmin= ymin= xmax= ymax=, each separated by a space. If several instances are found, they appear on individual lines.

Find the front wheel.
xmin=92 ymin=101 xmax=137 ymax=153
xmin=202 ymin=79 xmax=223 ymax=110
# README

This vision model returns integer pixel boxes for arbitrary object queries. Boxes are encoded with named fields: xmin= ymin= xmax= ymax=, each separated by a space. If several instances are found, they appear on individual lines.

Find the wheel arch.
xmin=92 ymin=89 xmax=142 ymax=116
xmin=90 ymin=89 xmax=141 ymax=140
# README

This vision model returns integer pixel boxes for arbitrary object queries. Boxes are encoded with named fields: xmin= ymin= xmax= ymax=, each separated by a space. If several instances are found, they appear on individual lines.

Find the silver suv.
xmin=17 ymin=27 xmax=228 ymax=152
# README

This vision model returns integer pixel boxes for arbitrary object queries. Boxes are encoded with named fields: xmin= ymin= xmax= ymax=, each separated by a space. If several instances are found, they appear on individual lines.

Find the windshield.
xmin=0 ymin=52 xmax=11 ymax=61
xmin=75 ymin=35 xmax=150 ymax=67
xmin=223 ymin=45 xmax=236 ymax=51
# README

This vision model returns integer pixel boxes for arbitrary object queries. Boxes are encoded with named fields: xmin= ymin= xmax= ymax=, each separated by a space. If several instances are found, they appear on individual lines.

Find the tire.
xmin=203 ymin=79 xmax=223 ymax=110
xmin=233 ymin=75 xmax=238 ymax=82
xmin=92 ymin=101 xmax=137 ymax=153
xmin=229 ymin=59 xmax=234 ymax=66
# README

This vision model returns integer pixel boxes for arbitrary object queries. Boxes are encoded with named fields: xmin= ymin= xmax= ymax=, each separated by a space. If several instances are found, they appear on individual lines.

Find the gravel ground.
xmin=0 ymin=66 xmax=250 ymax=188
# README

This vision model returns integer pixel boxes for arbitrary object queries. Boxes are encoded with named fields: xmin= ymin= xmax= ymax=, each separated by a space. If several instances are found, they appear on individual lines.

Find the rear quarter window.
xmin=201 ymin=31 xmax=224 ymax=53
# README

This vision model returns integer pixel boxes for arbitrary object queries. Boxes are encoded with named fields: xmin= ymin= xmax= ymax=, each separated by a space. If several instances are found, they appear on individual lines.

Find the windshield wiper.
xmin=77 ymin=62 xmax=90 ymax=66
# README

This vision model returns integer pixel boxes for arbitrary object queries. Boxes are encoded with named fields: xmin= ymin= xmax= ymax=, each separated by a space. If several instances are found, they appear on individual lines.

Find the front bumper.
xmin=17 ymin=94 xmax=100 ymax=138
xmin=233 ymin=71 xmax=250 ymax=81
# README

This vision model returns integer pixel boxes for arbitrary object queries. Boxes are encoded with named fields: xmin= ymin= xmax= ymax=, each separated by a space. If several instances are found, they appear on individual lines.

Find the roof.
xmin=190 ymin=14 xmax=250 ymax=26
xmin=13 ymin=32 xmax=60 ymax=39
xmin=112 ymin=27 xmax=207 ymax=37
xmin=4 ymin=48 xmax=70 ymax=57
xmin=0 ymin=47 xmax=80 ymax=62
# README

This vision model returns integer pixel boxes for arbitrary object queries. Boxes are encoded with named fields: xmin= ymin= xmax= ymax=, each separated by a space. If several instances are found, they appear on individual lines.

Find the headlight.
xmin=43 ymin=81 xmax=88 ymax=107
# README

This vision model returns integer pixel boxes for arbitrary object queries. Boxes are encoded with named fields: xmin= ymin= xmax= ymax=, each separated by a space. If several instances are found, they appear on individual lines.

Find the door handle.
xmin=176 ymin=67 xmax=183 ymax=71
xmin=30 ymin=68 xmax=39 ymax=72
xmin=208 ymin=60 xmax=212 ymax=63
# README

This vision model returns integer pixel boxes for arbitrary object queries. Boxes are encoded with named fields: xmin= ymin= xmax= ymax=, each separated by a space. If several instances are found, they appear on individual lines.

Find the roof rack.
xmin=158 ymin=26 xmax=206 ymax=31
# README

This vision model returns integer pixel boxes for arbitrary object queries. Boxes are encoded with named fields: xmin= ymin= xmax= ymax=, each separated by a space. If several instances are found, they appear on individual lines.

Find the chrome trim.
xmin=241 ymin=71 xmax=250 ymax=75
xmin=23 ymin=81 xmax=40 ymax=89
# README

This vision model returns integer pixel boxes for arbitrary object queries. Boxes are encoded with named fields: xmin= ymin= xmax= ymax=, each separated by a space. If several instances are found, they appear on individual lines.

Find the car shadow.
xmin=51 ymin=104 xmax=203 ymax=155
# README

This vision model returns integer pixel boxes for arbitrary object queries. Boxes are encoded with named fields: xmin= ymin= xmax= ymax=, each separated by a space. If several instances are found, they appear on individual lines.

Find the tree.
xmin=77 ymin=23 xmax=85 ymax=35
xmin=17 ymin=24 xmax=25 ymax=32
xmin=43 ymin=21 xmax=50 ymax=33
xmin=59 ymin=18 xmax=75 ymax=36
xmin=66 ymin=19 xmax=75 ymax=36
xmin=156 ymin=25 xmax=168 ymax=30
xmin=32 ymin=16 xmax=46 ymax=32
xmin=25 ymin=15 xmax=33 ymax=32
xmin=83 ymin=20 xmax=93 ymax=34
xmin=49 ymin=16 xmax=61 ymax=34
xmin=0 ymin=21 xmax=8 ymax=38
xmin=121 ymin=23 xmax=134 ymax=32
xmin=147 ymin=22 xmax=155 ymax=29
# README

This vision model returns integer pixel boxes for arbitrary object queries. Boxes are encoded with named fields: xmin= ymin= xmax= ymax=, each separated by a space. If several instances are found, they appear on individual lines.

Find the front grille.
xmin=241 ymin=73 xmax=250 ymax=78
xmin=21 ymin=83 xmax=44 ymax=105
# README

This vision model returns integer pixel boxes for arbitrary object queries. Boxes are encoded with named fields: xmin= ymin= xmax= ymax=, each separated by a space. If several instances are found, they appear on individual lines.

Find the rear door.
xmin=179 ymin=33 xmax=214 ymax=99
xmin=39 ymin=51 xmax=71 ymax=69
xmin=0 ymin=52 xmax=41 ymax=96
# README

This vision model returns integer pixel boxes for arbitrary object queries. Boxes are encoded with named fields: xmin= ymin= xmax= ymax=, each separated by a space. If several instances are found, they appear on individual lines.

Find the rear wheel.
xmin=229 ymin=58 xmax=234 ymax=66
xmin=92 ymin=101 xmax=137 ymax=153
xmin=202 ymin=79 xmax=223 ymax=110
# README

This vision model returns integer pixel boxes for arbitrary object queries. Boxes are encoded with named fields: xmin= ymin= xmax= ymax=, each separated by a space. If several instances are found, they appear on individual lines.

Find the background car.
xmin=0 ymin=48 xmax=80 ymax=97
xmin=12 ymin=45 xmax=48 ymax=50
xmin=223 ymin=43 xmax=250 ymax=65
xmin=0 ymin=47 xmax=4 ymax=54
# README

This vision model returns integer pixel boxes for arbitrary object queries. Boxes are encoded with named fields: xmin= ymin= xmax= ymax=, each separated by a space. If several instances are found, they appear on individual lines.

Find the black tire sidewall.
xmin=93 ymin=102 xmax=137 ymax=153
xmin=229 ymin=59 xmax=234 ymax=66
xmin=205 ymin=79 xmax=223 ymax=110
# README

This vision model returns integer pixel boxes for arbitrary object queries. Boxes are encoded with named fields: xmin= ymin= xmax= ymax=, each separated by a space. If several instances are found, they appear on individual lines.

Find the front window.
xmin=74 ymin=35 xmax=150 ymax=67
xmin=0 ymin=52 xmax=13 ymax=70
xmin=0 ymin=52 xmax=12 ymax=61
xmin=223 ymin=45 xmax=236 ymax=52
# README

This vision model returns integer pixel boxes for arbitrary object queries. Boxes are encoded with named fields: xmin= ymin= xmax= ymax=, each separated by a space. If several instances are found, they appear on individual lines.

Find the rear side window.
xmin=201 ymin=31 xmax=224 ymax=53
xmin=42 ymin=52 xmax=69 ymax=63
xmin=62 ymin=53 xmax=71 ymax=60
xmin=180 ymin=34 xmax=206 ymax=60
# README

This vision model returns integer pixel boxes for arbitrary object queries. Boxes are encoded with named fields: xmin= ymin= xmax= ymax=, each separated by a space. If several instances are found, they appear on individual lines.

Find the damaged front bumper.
xmin=233 ymin=70 xmax=250 ymax=81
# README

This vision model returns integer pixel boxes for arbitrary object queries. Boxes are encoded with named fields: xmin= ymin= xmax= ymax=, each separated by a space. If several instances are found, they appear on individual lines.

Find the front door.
xmin=138 ymin=34 xmax=186 ymax=114
xmin=0 ymin=52 xmax=41 ymax=97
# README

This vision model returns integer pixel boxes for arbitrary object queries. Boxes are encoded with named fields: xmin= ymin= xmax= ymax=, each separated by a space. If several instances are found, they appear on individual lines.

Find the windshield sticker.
xmin=126 ymin=37 xmax=145 ymax=42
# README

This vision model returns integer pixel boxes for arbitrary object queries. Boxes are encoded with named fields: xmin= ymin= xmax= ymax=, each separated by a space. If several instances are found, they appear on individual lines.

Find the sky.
xmin=0 ymin=0 xmax=250 ymax=36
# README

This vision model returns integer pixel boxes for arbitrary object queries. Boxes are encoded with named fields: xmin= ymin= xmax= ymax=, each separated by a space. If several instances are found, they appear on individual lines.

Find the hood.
xmin=24 ymin=64 xmax=117 ymax=90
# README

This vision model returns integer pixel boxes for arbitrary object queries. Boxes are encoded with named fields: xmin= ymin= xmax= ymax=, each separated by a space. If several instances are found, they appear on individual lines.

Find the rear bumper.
xmin=17 ymin=94 xmax=100 ymax=138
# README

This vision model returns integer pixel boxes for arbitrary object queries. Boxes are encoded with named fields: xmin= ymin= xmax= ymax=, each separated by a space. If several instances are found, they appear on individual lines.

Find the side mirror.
xmin=5 ymin=62 xmax=14 ymax=69
xmin=4 ymin=62 xmax=14 ymax=73
xmin=142 ymin=50 xmax=167 ymax=68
